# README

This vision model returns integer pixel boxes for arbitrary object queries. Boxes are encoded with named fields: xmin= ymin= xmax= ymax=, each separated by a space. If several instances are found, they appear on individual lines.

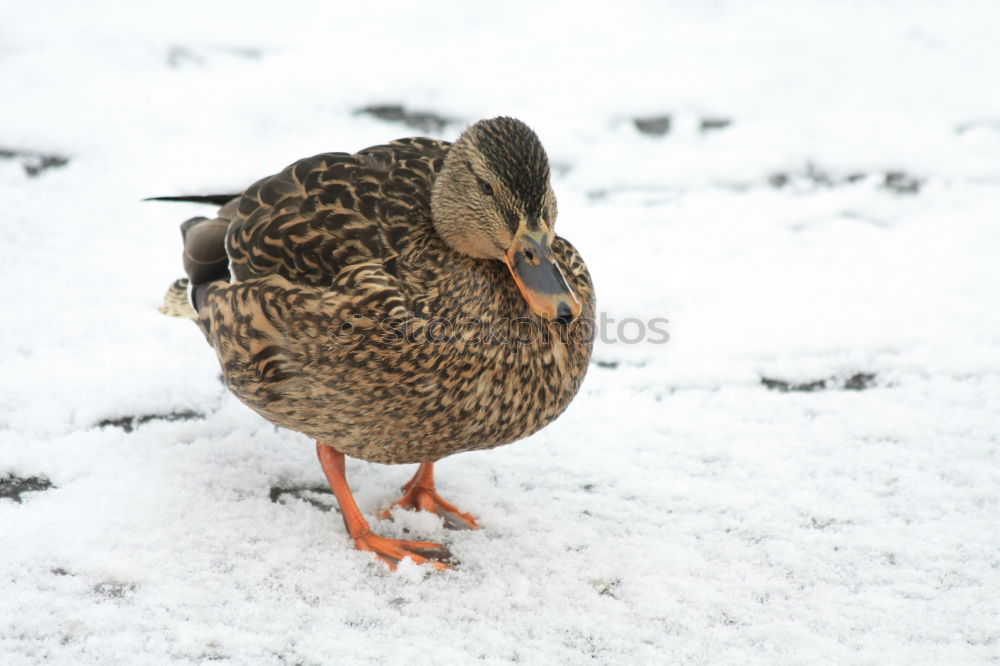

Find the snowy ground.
xmin=2 ymin=1 xmax=999 ymax=664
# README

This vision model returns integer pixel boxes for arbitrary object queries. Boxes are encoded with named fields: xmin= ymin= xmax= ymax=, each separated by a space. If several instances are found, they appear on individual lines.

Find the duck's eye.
xmin=479 ymin=180 xmax=494 ymax=196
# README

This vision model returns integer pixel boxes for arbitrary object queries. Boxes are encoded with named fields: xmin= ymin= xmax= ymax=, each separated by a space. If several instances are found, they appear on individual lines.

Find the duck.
xmin=155 ymin=117 xmax=595 ymax=570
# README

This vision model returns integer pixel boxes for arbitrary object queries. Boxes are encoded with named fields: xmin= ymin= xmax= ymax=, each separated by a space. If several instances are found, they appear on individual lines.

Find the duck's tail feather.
xmin=159 ymin=215 xmax=232 ymax=318
xmin=180 ymin=216 xmax=230 ymax=286
xmin=160 ymin=278 xmax=196 ymax=318
xmin=145 ymin=194 xmax=239 ymax=206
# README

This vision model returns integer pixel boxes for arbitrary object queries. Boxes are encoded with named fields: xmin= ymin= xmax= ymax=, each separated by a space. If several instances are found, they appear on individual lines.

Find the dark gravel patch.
xmin=700 ymin=117 xmax=732 ymax=133
xmin=97 ymin=409 xmax=204 ymax=433
xmin=355 ymin=104 xmax=454 ymax=134
xmin=269 ymin=484 xmax=336 ymax=512
xmin=768 ymin=164 xmax=920 ymax=194
xmin=633 ymin=115 xmax=733 ymax=136
xmin=0 ymin=474 xmax=54 ymax=503
xmin=842 ymin=372 xmax=878 ymax=390
xmin=0 ymin=148 xmax=70 ymax=177
xmin=590 ymin=358 xmax=649 ymax=370
xmin=882 ymin=171 xmax=922 ymax=194
xmin=768 ymin=163 xmax=866 ymax=190
xmin=633 ymin=116 xmax=672 ymax=136
xmin=761 ymin=372 xmax=877 ymax=393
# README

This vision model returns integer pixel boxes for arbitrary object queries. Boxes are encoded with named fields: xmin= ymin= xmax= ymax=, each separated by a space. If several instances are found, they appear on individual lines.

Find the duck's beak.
xmin=503 ymin=227 xmax=581 ymax=322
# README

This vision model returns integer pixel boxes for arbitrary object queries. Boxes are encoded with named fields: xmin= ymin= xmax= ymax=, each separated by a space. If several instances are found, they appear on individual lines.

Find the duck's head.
xmin=431 ymin=117 xmax=581 ymax=324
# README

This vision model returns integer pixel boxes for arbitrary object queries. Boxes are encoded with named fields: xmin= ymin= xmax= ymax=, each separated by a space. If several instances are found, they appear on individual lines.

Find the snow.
xmin=2 ymin=1 xmax=999 ymax=663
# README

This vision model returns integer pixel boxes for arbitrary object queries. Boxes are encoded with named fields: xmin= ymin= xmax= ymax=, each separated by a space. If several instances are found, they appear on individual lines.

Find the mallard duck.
xmin=156 ymin=117 xmax=595 ymax=570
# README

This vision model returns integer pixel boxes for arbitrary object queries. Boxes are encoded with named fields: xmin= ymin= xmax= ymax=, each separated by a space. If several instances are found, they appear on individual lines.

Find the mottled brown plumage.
xmin=159 ymin=117 xmax=594 ymax=568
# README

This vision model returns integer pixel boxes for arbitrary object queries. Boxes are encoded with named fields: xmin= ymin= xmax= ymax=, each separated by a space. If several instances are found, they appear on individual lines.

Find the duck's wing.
xmin=159 ymin=138 xmax=450 ymax=333
xmin=225 ymin=137 xmax=450 ymax=288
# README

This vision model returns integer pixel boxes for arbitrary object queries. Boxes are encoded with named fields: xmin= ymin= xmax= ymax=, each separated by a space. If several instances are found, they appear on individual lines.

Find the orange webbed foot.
xmin=380 ymin=462 xmax=480 ymax=530
xmin=352 ymin=529 xmax=452 ymax=571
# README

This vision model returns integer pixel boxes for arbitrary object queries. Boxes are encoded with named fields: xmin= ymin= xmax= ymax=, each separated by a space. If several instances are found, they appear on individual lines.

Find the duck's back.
xmin=224 ymin=137 xmax=450 ymax=288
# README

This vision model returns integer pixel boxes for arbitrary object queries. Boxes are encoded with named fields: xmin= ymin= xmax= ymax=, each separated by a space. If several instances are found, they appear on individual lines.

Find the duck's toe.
xmin=380 ymin=485 xmax=480 ymax=530
xmin=352 ymin=532 xmax=452 ymax=570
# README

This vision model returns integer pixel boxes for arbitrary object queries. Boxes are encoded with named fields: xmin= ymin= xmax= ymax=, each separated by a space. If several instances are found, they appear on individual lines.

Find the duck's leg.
xmin=380 ymin=462 xmax=480 ymax=530
xmin=316 ymin=443 xmax=450 ymax=570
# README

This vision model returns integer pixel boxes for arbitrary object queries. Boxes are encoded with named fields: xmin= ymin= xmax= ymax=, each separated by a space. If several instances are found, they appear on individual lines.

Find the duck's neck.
xmin=428 ymin=252 xmax=526 ymax=322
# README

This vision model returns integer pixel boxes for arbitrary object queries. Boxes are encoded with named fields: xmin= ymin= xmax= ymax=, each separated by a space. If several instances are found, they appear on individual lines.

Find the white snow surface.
xmin=2 ymin=1 xmax=999 ymax=663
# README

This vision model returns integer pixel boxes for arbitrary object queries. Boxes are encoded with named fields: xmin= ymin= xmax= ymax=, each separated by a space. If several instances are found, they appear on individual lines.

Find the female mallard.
xmin=157 ymin=117 xmax=595 ymax=570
